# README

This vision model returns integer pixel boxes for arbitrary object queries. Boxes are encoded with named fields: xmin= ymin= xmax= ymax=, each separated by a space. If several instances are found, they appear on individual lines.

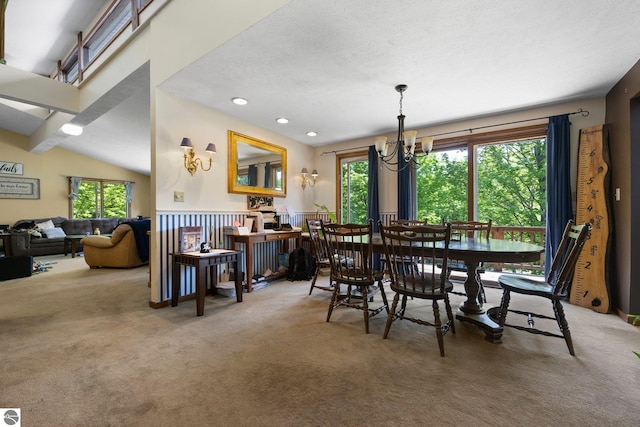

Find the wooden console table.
xmin=227 ymin=230 xmax=302 ymax=292
xmin=171 ymin=250 xmax=242 ymax=316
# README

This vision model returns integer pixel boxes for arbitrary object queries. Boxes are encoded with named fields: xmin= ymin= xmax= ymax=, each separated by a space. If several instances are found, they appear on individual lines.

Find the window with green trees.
xmin=73 ymin=180 xmax=130 ymax=219
xmin=340 ymin=156 xmax=369 ymax=224
xmin=337 ymin=125 xmax=547 ymax=232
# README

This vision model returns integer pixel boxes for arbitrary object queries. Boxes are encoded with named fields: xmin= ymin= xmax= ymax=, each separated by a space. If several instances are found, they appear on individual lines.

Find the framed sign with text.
xmin=0 ymin=161 xmax=24 ymax=175
xmin=0 ymin=176 xmax=40 ymax=199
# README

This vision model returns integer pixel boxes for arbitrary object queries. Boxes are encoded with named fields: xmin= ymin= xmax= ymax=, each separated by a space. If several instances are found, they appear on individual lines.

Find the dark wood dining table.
xmin=370 ymin=236 xmax=544 ymax=343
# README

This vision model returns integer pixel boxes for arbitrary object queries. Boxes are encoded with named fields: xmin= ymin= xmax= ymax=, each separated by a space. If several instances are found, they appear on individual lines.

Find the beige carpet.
xmin=1 ymin=254 xmax=638 ymax=426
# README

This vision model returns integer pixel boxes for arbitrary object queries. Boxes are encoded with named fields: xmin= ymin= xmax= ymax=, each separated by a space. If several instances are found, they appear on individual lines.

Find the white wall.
xmin=155 ymin=90 xmax=314 ymax=214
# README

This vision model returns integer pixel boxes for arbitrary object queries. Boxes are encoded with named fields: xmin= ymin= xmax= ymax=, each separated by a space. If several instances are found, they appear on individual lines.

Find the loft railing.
xmin=53 ymin=0 xmax=157 ymax=84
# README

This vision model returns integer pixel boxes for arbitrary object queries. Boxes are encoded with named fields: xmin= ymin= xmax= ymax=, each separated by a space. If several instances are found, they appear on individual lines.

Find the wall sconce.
xmin=301 ymin=168 xmax=318 ymax=189
xmin=180 ymin=137 xmax=216 ymax=175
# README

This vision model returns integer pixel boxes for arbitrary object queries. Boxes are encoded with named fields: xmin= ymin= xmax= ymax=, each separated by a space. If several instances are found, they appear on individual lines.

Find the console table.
xmin=171 ymin=250 xmax=242 ymax=316
xmin=227 ymin=230 xmax=302 ymax=292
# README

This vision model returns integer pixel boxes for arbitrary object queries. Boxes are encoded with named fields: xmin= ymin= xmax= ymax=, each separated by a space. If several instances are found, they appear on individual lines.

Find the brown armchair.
xmin=81 ymin=224 xmax=146 ymax=268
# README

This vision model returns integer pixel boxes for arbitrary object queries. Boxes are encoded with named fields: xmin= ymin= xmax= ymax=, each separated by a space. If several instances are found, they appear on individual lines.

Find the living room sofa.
xmin=9 ymin=217 xmax=120 ymax=257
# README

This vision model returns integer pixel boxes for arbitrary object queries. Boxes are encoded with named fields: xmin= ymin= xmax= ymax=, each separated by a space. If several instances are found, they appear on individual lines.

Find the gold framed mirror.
xmin=228 ymin=131 xmax=287 ymax=197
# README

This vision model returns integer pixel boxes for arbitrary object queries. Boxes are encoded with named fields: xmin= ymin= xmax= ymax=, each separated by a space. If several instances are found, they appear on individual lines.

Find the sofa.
xmin=9 ymin=217 xmax=120 ymax=257
xmin=80 ymin=220 xmax=150 ymax=268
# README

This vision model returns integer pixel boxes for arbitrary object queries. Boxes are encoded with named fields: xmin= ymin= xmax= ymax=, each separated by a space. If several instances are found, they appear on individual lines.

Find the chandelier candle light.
xmin=180 ymin=137 xmax=216 ymax=175
xmin=374 ymin=84 xmax=434 ymax=170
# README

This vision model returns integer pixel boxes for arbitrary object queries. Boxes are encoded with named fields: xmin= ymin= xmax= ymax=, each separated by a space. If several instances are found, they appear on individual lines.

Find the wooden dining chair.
xmin=495 ymin=220 xmax=591 ymax=355
xmin=305 ymin=219 xmax=333 ymax=295
xmin=378 ymin=221 xmax=455 ymax=357
xmin=321 ymin=220 xmax=389 ymax=333
xmin=443 ymin=219 xmax=492 ymax=304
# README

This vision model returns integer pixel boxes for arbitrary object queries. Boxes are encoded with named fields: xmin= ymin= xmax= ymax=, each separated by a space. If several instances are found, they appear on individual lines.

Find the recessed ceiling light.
xmin=306 ymin=131 xmax=318 ymax=137
xmin=61 ymin=123 xmax=83 ymax=136
xmin=276 ymin=118 xmax=289 ymax=124
xmin=231 ymin=97 xmax=248 ymax=105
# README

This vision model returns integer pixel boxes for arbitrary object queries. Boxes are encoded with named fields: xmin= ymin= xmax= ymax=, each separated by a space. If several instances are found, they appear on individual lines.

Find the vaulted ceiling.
xmin=3 ymin=0 xmax=640 ymax=176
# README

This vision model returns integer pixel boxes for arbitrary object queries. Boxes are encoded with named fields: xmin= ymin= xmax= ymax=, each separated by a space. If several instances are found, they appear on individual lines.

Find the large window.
xmin=336 ymin=125 xmax=547 ymax=228
xmin=340 ymin=154 xmax=369 ymax=224
xmin=71 ymin=179 xmax=131 ymax=219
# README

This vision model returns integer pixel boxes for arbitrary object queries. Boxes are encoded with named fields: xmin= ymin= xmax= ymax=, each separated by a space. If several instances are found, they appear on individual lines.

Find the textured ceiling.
xmin=3 ymin=0 xmax=640 ymax=176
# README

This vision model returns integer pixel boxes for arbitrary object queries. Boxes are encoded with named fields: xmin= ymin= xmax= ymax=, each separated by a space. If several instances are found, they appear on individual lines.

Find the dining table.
xmin=370 ymin=235 xmax=544 ymax=343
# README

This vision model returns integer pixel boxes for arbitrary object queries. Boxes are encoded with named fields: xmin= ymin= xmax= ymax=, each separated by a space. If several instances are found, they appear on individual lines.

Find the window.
xmin=415 ymin=148 xmax=468 ymax=223
xmin=71 ymin=179 xmax=131 ymax=219
xmin=83 ymin=1 xmax=132 ymax=65
xmin=339 ymin=153 xmax=369 ymax=224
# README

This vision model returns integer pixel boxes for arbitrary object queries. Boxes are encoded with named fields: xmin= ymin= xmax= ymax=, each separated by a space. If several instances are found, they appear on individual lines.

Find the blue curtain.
xmin=368 ymin=147 xmax=381 ymax=270
xmin=545 ymin=114 xmax=573 ymax=276
xmin=397 ymin=151 xmax=411 ymax=220
xmin=264 ymin=162 xmax=271 ymax=188
xmin=248 ymin=164 xmax=258 ymax=186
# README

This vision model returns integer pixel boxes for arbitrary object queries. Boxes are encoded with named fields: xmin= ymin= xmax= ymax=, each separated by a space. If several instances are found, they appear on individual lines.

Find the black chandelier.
xmin=374 ymin=84 xmax=433 ymax=171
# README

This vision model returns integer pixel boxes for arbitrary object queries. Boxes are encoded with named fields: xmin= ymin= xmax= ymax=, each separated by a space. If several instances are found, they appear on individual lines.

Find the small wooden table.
xmin=171 ymin=250 xmax=242 ymax=316
xmin=227 ymin=230 xmax=302 ymax=292
xmin=64 ymin=235 xmax=88 ymax=258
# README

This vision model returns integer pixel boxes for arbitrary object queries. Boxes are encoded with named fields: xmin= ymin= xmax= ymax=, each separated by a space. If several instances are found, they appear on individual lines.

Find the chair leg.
xmin=497 ymin=289 xmax=511 ymax=327
xmin=553 ymin=300 xmax=575 ymax=356
xmin=383 ymin=293 xmax=400 ymax=339
xmin=444 ymin=294 xmax=455 ymax=334
xmin=326 ymin=284 xmax=340 ymax=323
xmin=309 ymin=266 xmax=320 ymax=295
xmin=362 ymin=285 xmax=370 ymax=334
xmin=433 ymin=300 xmax=445 ymax=357
xmin=476 ymin=271 xmax=486 ymax=304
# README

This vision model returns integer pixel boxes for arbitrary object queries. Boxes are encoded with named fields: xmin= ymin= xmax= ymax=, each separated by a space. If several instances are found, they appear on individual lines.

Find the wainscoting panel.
xmin=154 ymin=210 xmax=397 ymax=304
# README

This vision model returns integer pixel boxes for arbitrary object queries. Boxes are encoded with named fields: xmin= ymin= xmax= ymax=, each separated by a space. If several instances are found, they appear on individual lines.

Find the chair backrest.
xmin=306 ymin=218 xmax=330 ymax=262
xmin=321 ymin=220 xmax=375 ymax=285
xmin=379 ymin=221 xmax=452 ymax=293
xmin=445 ymin=219 xmax=492 ymax=240
xmin=389 ymin=219 xmax=427 ymax=226
xmin=548 ymin=220 xmax=591 ymax=295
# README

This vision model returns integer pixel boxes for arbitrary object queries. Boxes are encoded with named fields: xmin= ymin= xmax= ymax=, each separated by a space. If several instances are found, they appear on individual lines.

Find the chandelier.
xmin=374 ymin=84 xmax=434 ymax=171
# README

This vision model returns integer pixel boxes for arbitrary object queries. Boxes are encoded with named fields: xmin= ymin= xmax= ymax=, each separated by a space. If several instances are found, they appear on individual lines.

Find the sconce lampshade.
xmin=301 ymin=168 xmax=309 ymax=174
xmin=180 ymin=137 xmax=193 ymax=149
xmin=311 ymin=169 xmax=318 ymax=178
xmin=205 ymin=143 xmax=217 ymax=154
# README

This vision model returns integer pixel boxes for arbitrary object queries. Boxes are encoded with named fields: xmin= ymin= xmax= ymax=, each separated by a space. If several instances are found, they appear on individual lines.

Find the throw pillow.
xmin=43 ymin=227 xmax=66 ymax=238
xmin=35 ymin=219 xmax=55 ymax=230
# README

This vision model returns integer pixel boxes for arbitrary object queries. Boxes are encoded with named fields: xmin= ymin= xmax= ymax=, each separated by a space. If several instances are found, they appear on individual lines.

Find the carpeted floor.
xmin=1 ymin=254 xmax=639 ymax=426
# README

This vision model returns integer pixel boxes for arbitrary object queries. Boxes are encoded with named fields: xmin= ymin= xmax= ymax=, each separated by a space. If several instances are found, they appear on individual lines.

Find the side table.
xmin=171 ymin=249 xmax=243 ymax=316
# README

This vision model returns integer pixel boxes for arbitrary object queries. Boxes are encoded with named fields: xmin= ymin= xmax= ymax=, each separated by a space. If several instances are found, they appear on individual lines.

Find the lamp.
xmin=180 ymin=137 xmax=216 ymax=175
xmin=301 ymin=167 xmax=318 ymax=189
xmin=374 ymin=84 xmax=434 ymax=171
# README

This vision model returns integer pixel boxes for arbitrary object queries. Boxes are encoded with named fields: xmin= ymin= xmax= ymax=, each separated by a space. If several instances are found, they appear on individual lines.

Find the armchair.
xmin=81 ymin=224 xmax=146 ymax=268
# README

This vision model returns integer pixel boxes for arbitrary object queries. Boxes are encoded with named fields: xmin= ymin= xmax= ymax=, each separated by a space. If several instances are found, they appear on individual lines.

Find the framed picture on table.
xmin=178 ymin=226 xmax=202 ymax=253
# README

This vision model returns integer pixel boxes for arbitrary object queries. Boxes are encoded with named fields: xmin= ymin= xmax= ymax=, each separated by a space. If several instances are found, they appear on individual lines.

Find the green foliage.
xmin=314 ymin=203 xmax=337 ymax=223
xmin=341 ymin=159 xmax=369 ymax=224
xmin=477 ymin=140 xmax=546 ymax=226
xmin=416 ymin=150 xmax=468 ymax=223
xmin=74 ymin=181 xmax=127 ymax=219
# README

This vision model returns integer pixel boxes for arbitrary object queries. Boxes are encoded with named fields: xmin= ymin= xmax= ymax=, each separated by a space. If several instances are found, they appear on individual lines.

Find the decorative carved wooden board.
xmin=571 ymin=124 xmax=611 ymax=313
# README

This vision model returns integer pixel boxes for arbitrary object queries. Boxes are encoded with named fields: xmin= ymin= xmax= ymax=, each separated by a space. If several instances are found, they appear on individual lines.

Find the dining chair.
xmin=443 ymin=219 xmax=492 ymax=304
xmin=305 ymin=219 xmax=333 ymax=295
xmin=495 ymin=220 xmax=591 ymax=355
xmin=378 ymin=221 xmax=455 ymax=357
xmin=321 ymin=220 xmax=389 ymax=333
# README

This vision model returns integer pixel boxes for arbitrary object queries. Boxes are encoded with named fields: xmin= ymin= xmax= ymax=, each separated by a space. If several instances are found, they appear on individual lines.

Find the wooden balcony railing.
xmin=489 ymin=226 xmax=546 ymax=274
